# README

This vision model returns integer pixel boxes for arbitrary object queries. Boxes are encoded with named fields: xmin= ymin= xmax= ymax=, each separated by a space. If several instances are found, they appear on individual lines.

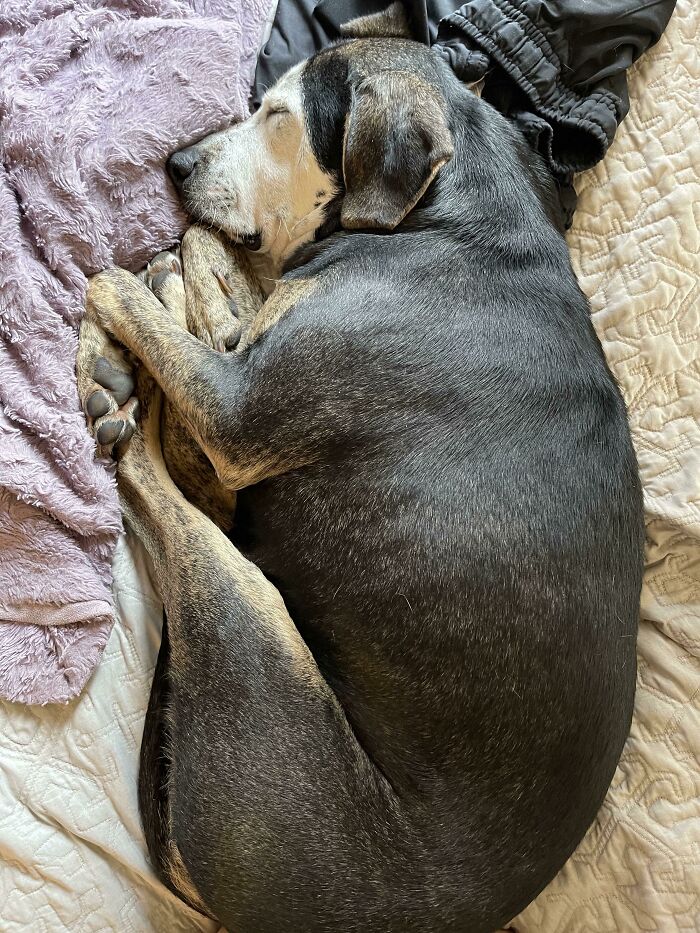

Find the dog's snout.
xmin=167 ymin=146 xmax=200 ymax=188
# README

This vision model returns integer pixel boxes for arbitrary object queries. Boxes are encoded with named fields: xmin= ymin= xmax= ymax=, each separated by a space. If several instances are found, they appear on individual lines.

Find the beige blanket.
xmin=0 ymin=3 xmax=697 ymax=929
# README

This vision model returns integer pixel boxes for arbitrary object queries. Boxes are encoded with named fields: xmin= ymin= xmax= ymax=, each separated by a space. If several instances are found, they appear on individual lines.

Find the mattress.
xmin=0 ymin=1 xmax=697 ymax=929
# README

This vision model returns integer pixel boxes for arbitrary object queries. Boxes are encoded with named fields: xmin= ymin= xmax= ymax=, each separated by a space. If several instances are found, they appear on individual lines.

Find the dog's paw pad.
xmin=150 ymin=269 xmax=172 ymax=295
xmin=86 ymin=389 xmax=113 ymax=419
xmin=96 ymin=419 xmax=127 ymax=446
xmin=93 ymin=356 xmax=134 ymax=405
xmin=92 ymin=397 xmax=140 ymax=460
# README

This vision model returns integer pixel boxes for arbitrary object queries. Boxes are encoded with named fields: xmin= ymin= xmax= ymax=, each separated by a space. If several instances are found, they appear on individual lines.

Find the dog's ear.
xmin=341 ymin=71 xmax=454 ymax=230
xmin=340 ymin=1 xmax=412 ymax=40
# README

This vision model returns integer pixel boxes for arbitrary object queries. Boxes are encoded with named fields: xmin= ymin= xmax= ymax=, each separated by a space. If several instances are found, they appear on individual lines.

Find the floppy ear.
xmin=341 ymin=71 xmax=454 ymax=230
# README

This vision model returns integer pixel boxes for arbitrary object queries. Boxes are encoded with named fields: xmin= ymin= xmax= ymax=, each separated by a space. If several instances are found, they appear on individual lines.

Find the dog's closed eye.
xmin=266 ymin=106 xmax=289 ymax=121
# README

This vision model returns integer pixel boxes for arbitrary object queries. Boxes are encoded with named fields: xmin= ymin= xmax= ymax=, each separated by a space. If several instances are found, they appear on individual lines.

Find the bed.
xmin=0 ymin=1 xmax=697 ymax=929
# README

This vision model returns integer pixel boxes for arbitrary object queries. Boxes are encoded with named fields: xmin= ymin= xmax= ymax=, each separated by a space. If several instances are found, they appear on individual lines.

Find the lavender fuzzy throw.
xmin=0 ymin=0 xmax=272 ymax=705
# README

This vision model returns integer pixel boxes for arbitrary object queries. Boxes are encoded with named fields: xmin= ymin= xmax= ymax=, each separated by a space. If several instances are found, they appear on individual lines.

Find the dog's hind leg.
xmin=80 ymin=343 xmax=427 ymax=933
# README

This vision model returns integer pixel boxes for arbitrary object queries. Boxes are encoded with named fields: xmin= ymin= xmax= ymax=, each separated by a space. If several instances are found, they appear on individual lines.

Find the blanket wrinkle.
xmin=0 ymin=0 xmax=273 ymax=705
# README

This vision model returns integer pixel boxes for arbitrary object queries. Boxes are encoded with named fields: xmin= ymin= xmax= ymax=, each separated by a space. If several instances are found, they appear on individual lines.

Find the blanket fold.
xmin=0 ymin=0 xmax=273 ymax=705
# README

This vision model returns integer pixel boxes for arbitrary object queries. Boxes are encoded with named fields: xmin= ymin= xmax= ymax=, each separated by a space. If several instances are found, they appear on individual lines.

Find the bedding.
xmin=0 ymin=0 xmax=697 ymax=928
xmin=0 ymin=0 xmax=272 ymax=706
xmin=511 ymin=2 xmax=700 ymax=927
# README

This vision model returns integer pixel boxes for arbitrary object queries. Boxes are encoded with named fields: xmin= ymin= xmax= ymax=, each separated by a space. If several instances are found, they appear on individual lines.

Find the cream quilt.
xmin=0 ymin=3 xmax=697 ymax=930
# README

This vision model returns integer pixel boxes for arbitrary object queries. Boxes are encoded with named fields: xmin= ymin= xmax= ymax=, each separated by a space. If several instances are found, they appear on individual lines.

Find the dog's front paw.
xmin=138 ymin=248 xmax=187 ymax=329
xmin=77 ymin=314 xmax=140 ymax=459
xmin=180 ymin=226 xmax=245 ymax=352
xmin=141 ymin=241 xmax=241 ymax=352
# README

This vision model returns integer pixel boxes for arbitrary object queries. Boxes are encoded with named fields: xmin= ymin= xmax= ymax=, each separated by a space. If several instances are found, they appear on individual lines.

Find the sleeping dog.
xmin=77 ymin=34 xmax=643 ymax=933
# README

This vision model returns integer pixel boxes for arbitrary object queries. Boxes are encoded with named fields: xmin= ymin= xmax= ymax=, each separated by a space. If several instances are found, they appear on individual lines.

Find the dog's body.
xmin=78 ymin=37 xmax=643 ymax=933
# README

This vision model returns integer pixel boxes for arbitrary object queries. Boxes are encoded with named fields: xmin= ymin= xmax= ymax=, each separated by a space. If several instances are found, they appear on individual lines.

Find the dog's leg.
xmin=84 ymin=266 xmax=234 ymax=466
xmin=82 ymin=266 xmax=317 ymax=490
xmin=179 ymin=225 xmax=265 ymax=349
xmin=81 ymin=344 xmax=412 ymax=932
xmin=137 ymin=247 xmax=236 ymax=529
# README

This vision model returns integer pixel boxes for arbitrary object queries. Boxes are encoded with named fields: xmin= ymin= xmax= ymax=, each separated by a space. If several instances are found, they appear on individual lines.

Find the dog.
xmin=77 ymin=33 xmax=643 ymax=933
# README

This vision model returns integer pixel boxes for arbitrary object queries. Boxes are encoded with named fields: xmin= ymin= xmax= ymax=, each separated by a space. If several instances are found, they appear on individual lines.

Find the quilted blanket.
xmin=0 ymin=0 xmax=697 ymax=928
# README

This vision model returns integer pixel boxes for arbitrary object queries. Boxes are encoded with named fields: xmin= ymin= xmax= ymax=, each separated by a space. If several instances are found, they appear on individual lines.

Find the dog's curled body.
xmin=81 ymin=38 xmax=642 ymax=933
xmin=226 ymin=62 xmax=641 ymax=925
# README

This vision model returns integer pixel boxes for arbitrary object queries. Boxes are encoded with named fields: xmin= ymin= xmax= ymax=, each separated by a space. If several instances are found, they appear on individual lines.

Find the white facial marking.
xmin=179 ymin=63 xmax=338 ymax=279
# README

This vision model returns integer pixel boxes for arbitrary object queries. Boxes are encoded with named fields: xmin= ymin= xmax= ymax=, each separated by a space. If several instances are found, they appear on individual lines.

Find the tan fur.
xmin=469 ymin=76 xmax=486 ymax=97
xmin=210 ymin=445 xmax=318 ymax=494
xmin=161 ymin=400 xmax=235 ymax=530
xmin=240 ymin=277 xmax=317 ymax=349
xmin=341 ymin=2 xmax=412 ymax=39
xmin=166 ymin=842 xmax=211 ymax=916
xmin=180 ymin=225 xmax=265 ymax=348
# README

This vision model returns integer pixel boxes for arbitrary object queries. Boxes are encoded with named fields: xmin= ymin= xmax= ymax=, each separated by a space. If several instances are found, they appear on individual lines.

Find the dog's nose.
xmin=167 ymin=146 xmax=200 ymax=187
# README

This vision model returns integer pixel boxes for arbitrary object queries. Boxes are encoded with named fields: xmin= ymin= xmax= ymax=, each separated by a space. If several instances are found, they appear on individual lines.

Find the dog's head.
xmin=168 ymin=38 xmax=457 ymax=264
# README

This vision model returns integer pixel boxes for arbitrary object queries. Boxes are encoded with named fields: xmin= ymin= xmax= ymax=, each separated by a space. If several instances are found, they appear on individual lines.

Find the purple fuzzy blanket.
xmin=0 ymin=0 xmax=272 ymax=705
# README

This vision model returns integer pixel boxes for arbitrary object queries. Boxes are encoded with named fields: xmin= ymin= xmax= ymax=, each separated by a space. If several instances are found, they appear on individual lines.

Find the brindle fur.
xmin=180 ymin=225 xmax=265 ymax=348
xmin=141 ymin=244 xmax=237 ymax=527
xmin=77 ymin=37 xmax=642 ymax=933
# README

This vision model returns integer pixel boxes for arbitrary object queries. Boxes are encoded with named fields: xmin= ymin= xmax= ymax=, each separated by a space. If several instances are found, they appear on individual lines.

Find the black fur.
xmin=301 ymin=50 xmax=351 ymax=177
xmin=138 ymin=614 xmax=175 ymax=885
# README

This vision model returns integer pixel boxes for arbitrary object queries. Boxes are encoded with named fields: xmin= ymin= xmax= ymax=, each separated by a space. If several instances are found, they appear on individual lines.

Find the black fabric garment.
xmin=254 ymin=0 xmax=676 ymax=224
